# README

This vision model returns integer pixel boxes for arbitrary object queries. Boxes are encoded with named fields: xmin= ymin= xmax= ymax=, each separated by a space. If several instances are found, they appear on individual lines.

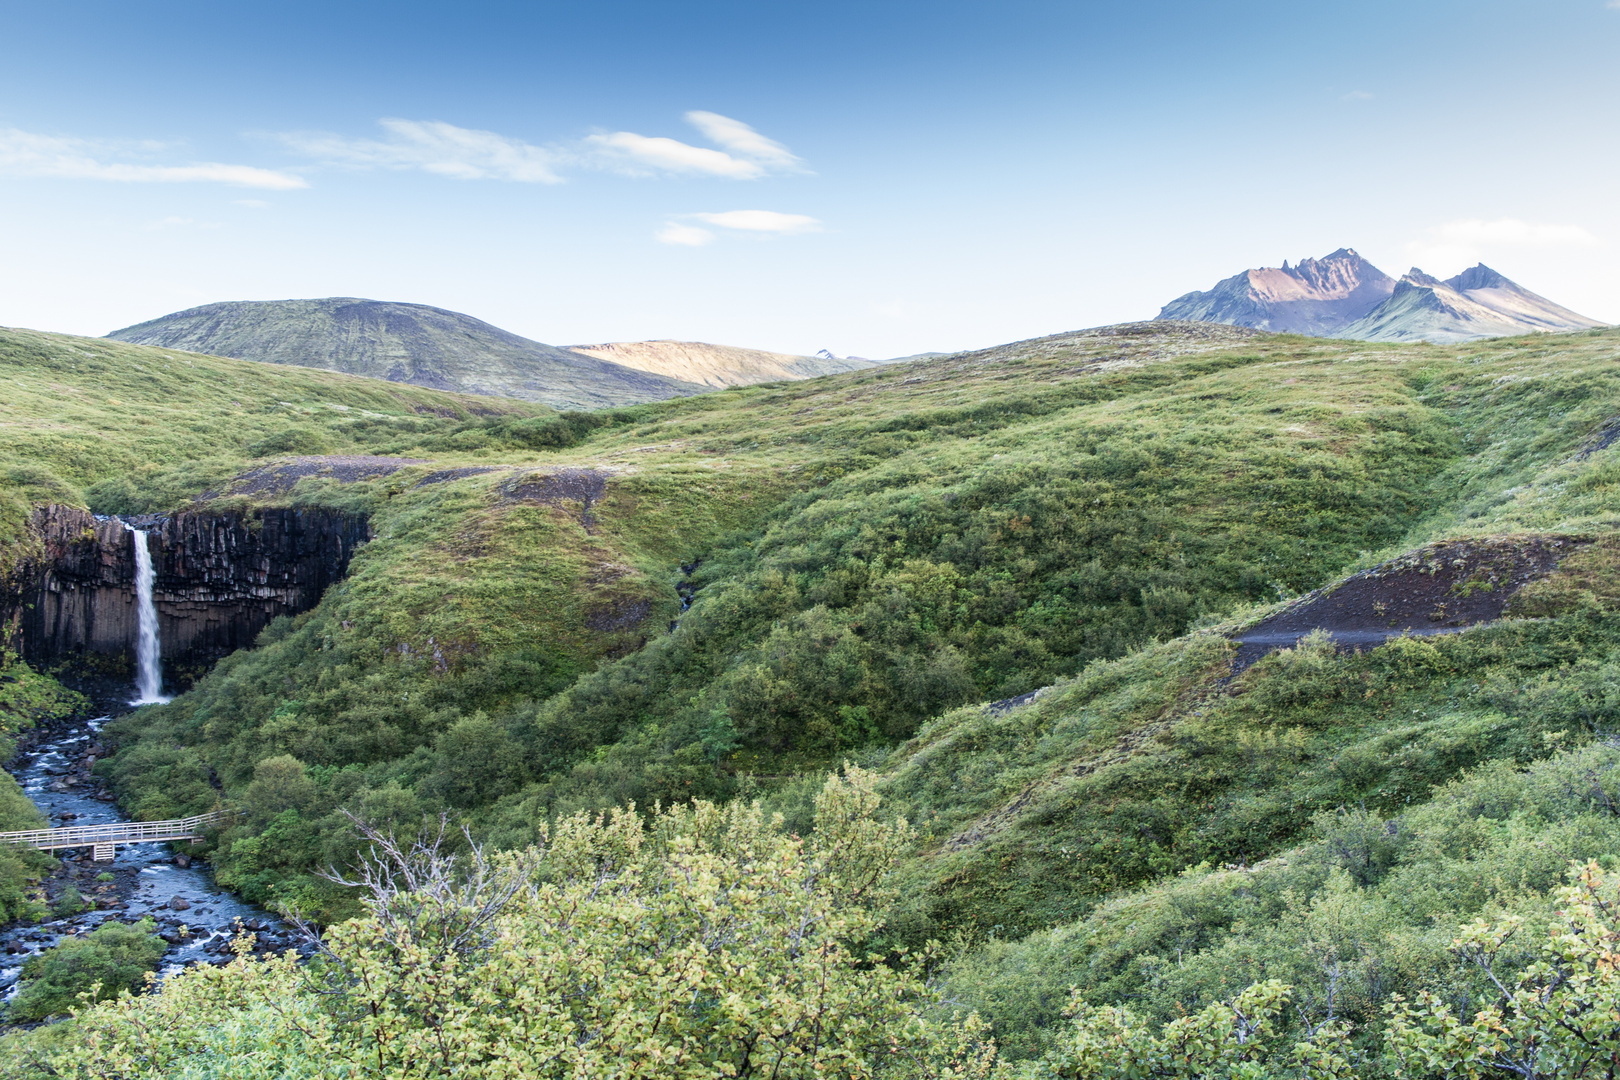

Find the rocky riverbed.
xmin=1 ymin=703 xmax=299 ymax=1004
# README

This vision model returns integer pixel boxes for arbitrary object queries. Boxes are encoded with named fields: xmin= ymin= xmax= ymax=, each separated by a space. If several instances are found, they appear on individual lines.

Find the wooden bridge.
xmin=0 ymin=811 xmax=236 ymax=862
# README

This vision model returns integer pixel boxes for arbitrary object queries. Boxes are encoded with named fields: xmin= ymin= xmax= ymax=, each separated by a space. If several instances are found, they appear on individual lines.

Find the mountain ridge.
xmin=1156 ymin=248 xmax=1396 ymax=335
xmin=1159 ymin=250 xmax=1604 ymax=342
xmin=106 ymin=298 xmax=707 ymax=411
xmin=565 ymin=339 xmax=877 ymax=388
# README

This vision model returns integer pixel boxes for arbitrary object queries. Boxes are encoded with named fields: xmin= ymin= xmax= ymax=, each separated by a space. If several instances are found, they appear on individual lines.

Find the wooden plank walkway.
xmin=0 ymin=811 xmax=236 ymax=860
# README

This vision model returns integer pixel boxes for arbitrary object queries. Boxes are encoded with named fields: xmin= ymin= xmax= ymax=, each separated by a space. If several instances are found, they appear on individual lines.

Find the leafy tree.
xmin=1036 ymin=981 xmax=1361 ymax=1079
xmin=38 ymin=769 xmax=1001 ymax=1080
xmin=1384 ymin=860 xmax=1620 ymax=1079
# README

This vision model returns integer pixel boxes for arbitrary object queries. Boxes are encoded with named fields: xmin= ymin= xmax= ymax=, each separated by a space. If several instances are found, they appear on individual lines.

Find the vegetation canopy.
xmin=5 ymin=321 xmax=1620 ymax=1076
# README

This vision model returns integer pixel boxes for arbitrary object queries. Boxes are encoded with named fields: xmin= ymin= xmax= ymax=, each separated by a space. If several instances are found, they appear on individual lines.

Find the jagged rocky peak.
xmin=1248 ymin=248 xmax=1391 ymax=301
xmin=1338 ymin=263 xmax=1608 ymax=344
xmin=1446 ymin=263 xmax=1509 ymax=291
xmin=1156 ymin=247 xmax=1397 ymax=336
xmin=1159 ymin=249 xmax=1606 ymax=343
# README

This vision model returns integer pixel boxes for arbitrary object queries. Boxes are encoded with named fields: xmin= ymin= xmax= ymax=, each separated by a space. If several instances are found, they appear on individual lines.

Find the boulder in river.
xmin=167 ymin=896 xmax=191 ymax=911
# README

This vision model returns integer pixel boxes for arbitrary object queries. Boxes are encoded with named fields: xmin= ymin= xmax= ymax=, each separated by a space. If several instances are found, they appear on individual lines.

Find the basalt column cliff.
xmin=1 ymin=506 xmax=367 ymax=676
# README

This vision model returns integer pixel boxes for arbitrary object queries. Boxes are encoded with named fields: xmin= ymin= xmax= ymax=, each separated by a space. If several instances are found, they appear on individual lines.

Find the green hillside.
xmin=0 ymin=325 xmax=557 ymax=559
xmin=6 ymin=320 xmax=1620 ymax=1073
xmin=105 ymin=298 xmax=707 ymax=410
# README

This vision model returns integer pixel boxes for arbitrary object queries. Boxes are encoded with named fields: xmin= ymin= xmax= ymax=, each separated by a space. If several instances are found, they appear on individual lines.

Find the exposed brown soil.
xmin=585 ymin=598 xmax=653 ymax=632
xmin=1577 ymin=416 xmax=1620 ymax=459
xmin=500 ymin=468 xmax=612 ymax=531
xmin=1231 ymin=534 xmax=1586 ymax=670
xmin=414 ymin=465 xmax=506 ymax=486
xmin=215 ymin=455 xmax=429 ymax=497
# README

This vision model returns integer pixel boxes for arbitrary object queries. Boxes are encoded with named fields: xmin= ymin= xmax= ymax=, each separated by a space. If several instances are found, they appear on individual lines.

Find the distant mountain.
xmin=1339 ymin=265 xmax=1607 ymax=343
xmin=1157 ymin=248 xmax=1397 ymax=335
xmin=566 ymin=340 xmax=877 ymax=389
xmin=107 ymin=299 xmax=706 ymax=410
xmin=1158 ymin=250 xmax=1604 ymax=342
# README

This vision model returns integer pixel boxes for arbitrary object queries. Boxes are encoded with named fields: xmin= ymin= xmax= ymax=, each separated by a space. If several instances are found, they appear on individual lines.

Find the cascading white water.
xmin=131 ymin=528 xmax=168 ymax=704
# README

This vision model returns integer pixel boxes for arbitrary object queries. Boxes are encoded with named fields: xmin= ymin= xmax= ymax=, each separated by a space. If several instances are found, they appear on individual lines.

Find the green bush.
xmin=28 ymin=771 xmax=1003 ymax=1080
xmin=1026 ymin=860 xmax=1620 ymax=1079
xmin=52 ymin=883 xmax=89 ymax=917
xmin=245 ymin=425 xmax=332 ymax=457
xmin=941 ymin=738 xmax=1620 ymax=1060
xmin=7 ymin=918 xmax=167 ymax=1021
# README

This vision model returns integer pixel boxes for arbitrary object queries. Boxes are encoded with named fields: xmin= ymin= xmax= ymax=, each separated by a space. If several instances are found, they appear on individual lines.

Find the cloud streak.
xmin=586 ymin=131 xmax=764 ymax=178
xmin=656 ymin=222 xmax=715 ymax=247
xmin=588 ymin=112 xmax=805 ymax=179
xmin=277 ymin=119 xmax=564 ymax=182
xmin=684 ymin=112 xmax=804 ymax=172
xmin=279 ymin=112 xmax=804 ymax=186
xmin=692 ymin=210 xmax=820 ymax=234
xmin=1405 ymin=217 xmax=1603 ymax=276
xmin=1424 ymin=218 xmax=1599 ymax=248
xmin=656 ymin=209 xmax=822 ymax=245
xmin=0 ymin=127 xmax=307 ymax=189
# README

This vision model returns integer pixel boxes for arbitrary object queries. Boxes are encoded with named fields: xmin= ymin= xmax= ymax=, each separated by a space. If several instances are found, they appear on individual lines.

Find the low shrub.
xmin=6 ymin=918 xmax=167 ymax=1021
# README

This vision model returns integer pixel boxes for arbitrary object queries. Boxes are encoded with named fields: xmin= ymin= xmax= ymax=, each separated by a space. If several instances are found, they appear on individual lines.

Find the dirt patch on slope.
xmin=500 ymin=468 xmax=612 ymax=532
xmin=211 ymin=456 xmax=429 ymax=497
xmin=1231 ymin=534 xmax=1586 ymax=670
xmin=414 ymin=465 xmax=507 ymax=487
xmin=584 ymin=598 xmax=653 ymax=632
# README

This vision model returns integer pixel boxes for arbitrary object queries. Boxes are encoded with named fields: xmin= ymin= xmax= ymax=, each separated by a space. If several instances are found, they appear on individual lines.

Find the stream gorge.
xmin=0 ymin=506 xmax=368 ymax=1006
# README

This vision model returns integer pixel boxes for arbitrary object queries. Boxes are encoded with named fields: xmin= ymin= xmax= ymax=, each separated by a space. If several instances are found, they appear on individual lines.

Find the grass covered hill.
xmin=106 ymin=298 xmax=707 ymax=410
xmin=29 ymin=318 xmax=1614 ymax=904
xmin=0 ymin=325 xmax=559 ymax=563
xmin=6 ymin=317 xmax=1620 ymax=1072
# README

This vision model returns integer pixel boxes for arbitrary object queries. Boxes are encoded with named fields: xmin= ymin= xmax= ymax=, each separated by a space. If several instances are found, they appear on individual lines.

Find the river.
xmin=0 ymin=702 xmax=296 ymax=1003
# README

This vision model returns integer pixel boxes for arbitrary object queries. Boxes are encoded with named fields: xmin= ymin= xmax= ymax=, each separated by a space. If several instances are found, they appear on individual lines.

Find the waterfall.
xmin=131 ymin=529 xmax=168 ymax=704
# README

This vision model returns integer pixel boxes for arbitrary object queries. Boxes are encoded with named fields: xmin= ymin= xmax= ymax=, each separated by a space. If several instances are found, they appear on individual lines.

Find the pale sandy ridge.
xmin=567 ymin=340 xmax=876 ymax=388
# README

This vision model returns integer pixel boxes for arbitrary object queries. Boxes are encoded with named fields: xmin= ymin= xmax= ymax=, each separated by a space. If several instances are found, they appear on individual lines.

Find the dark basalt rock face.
xmin=1 ymin=505 xmax=367 ymax=677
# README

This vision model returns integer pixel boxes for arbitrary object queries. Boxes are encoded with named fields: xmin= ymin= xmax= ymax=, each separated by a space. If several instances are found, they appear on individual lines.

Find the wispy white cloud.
xmin=655 ymin=222 xmax=715 ymax=247
xmin=586 ymin=131 xmax=764 ymax=179
xmin=691 ymin=210 xmax=821 ymax=234
xmin=656 ymin=209 xmax=821 ymax=246
xmin=1406 ymin=217 xmax=1603 ymax=275
xmin=1340 ymin=90 xmax=1374 ymax=101
xmin=277 ymin=119 xmax=564 ymax=182
xmin=274 ymin=112 xmax=803 ymax=185
xmin=0 ymin=127 xmax=307 ymax=189
xmin=588 ymin=112 xmax=805 ymax=179
xmin=684 ymin=112 xmax=804 ymax=172
xmin=1425 ymin=218 xmax=1599 ymax=248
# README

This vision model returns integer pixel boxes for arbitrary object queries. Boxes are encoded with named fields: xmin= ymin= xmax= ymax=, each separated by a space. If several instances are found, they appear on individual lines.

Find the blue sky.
xmin=1 ymin=0 xmax=1616 ymax=357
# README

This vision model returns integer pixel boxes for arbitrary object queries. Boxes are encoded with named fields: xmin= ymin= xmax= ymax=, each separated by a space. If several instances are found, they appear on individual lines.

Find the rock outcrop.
xmin=1 ymin=505 xmax=367 ymax=675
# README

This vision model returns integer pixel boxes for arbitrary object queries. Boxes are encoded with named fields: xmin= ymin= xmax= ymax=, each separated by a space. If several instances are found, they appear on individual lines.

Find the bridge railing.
xmin=0 ymin=810 xmax=239 ymax=851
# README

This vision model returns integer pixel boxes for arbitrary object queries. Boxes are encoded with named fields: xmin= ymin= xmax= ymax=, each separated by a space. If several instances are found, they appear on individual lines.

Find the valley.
xmin=3 ymin=315 xmax=1620 ymax=1073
